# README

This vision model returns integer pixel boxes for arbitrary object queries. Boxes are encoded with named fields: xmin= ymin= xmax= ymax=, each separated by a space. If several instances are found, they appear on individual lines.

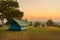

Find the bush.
xmin=46 ymin=19 xmax=54 ymax=26
xmin=34 ymin=22 xmax=40 ymax=27
xmin=42 ymin=24 xmax=45 ymax=27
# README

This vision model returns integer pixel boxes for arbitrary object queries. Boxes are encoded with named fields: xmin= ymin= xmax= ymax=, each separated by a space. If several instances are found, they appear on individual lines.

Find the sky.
xmin=17 ymin=0 xmax=60 ymax=22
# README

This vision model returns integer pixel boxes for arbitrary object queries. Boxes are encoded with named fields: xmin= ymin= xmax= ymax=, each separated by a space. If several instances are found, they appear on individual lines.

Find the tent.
xmin=6 ymin=18 xmax=28 ymax=30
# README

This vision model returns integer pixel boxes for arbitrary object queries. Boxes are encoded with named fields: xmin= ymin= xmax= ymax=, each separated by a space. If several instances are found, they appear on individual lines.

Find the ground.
xmin=0 ymin=25 xmax=60 ymax=40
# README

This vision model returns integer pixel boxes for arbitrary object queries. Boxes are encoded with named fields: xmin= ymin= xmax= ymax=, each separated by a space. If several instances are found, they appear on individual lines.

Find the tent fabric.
xmin=13 ymin=18 xmax=28 ymax=26
xmin=9 ymin=23 xmax=21 ymax=30
xmin=8 ymin=19 xmax=21 ymax=30
xmin=6 ymin=18 xmax=26 ymax=30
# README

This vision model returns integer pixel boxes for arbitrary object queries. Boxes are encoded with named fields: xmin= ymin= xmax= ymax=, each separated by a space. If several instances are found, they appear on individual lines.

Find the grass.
xmin=0 ymin=26 xmax=60 ymax=40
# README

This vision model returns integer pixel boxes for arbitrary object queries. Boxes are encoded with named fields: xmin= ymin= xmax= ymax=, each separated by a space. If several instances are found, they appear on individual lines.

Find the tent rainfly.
xmin=6 ymin=18 xmax=28 ymax=30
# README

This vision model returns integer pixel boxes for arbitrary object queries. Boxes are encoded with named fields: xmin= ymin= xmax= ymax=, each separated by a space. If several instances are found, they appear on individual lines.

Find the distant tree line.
xmin=28 ymin=19 xmax=60 ymax=28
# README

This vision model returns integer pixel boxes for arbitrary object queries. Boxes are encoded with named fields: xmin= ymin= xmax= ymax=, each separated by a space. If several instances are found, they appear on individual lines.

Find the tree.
xmin=0 ymin=0 xmax=19 ymax=13
xmin=46 ymin=19 xmax=54 ymax=26
xmin=3 ymin=9 xmax=24 ymax=20
xmin=34 ymin=22 xmax=40 ymax=27
xmin=0 ymin=0 xmax=23 ymax=20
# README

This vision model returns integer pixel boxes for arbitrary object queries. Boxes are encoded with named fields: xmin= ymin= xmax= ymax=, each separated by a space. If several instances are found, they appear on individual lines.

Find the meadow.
xmin=0 ymin=26 xmax=60 ymax=40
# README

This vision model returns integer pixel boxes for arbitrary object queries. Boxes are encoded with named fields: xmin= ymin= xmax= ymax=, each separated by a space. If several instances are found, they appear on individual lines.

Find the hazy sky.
xmin=18 ymin=0 xmax=60 ymax=22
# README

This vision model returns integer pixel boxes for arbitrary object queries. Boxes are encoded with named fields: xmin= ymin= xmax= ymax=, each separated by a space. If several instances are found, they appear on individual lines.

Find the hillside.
xmin=0 ymin=26 xmax=60 ymax=40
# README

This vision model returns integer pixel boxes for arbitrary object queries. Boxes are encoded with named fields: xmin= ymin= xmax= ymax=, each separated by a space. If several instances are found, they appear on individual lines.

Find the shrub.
xmin=46 ymin=19 xmax=54 ymax=26
xmin=34 ymin=22 xmax=40 ymax=27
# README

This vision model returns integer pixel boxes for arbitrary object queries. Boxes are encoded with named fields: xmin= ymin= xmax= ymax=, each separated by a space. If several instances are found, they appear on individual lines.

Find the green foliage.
xmin=0 ymin=0 xmax=19 ymax=13
xmin=3 ymin=9 xmax=23 ymax=20
xmin=34 ymin=22 xmax=40 ymax=27
xmin=42 ymin=24 xmax=45 ymax=27
xmin=24 ymin=19 xmax=28 ymax=23
xmin=46 ymin=19 xmax=54 ymax=26
xmin=0 ymin=0 xmax=23 ymax=20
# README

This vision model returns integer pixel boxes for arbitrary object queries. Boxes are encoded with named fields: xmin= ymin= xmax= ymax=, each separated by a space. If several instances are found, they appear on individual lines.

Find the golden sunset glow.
xmin=18 ymin=0 xmax=60 ymax=21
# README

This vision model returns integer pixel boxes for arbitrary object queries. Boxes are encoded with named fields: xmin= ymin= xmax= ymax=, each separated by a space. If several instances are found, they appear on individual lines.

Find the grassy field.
xmin=0 ymin=26 xmax=60 ymax=40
